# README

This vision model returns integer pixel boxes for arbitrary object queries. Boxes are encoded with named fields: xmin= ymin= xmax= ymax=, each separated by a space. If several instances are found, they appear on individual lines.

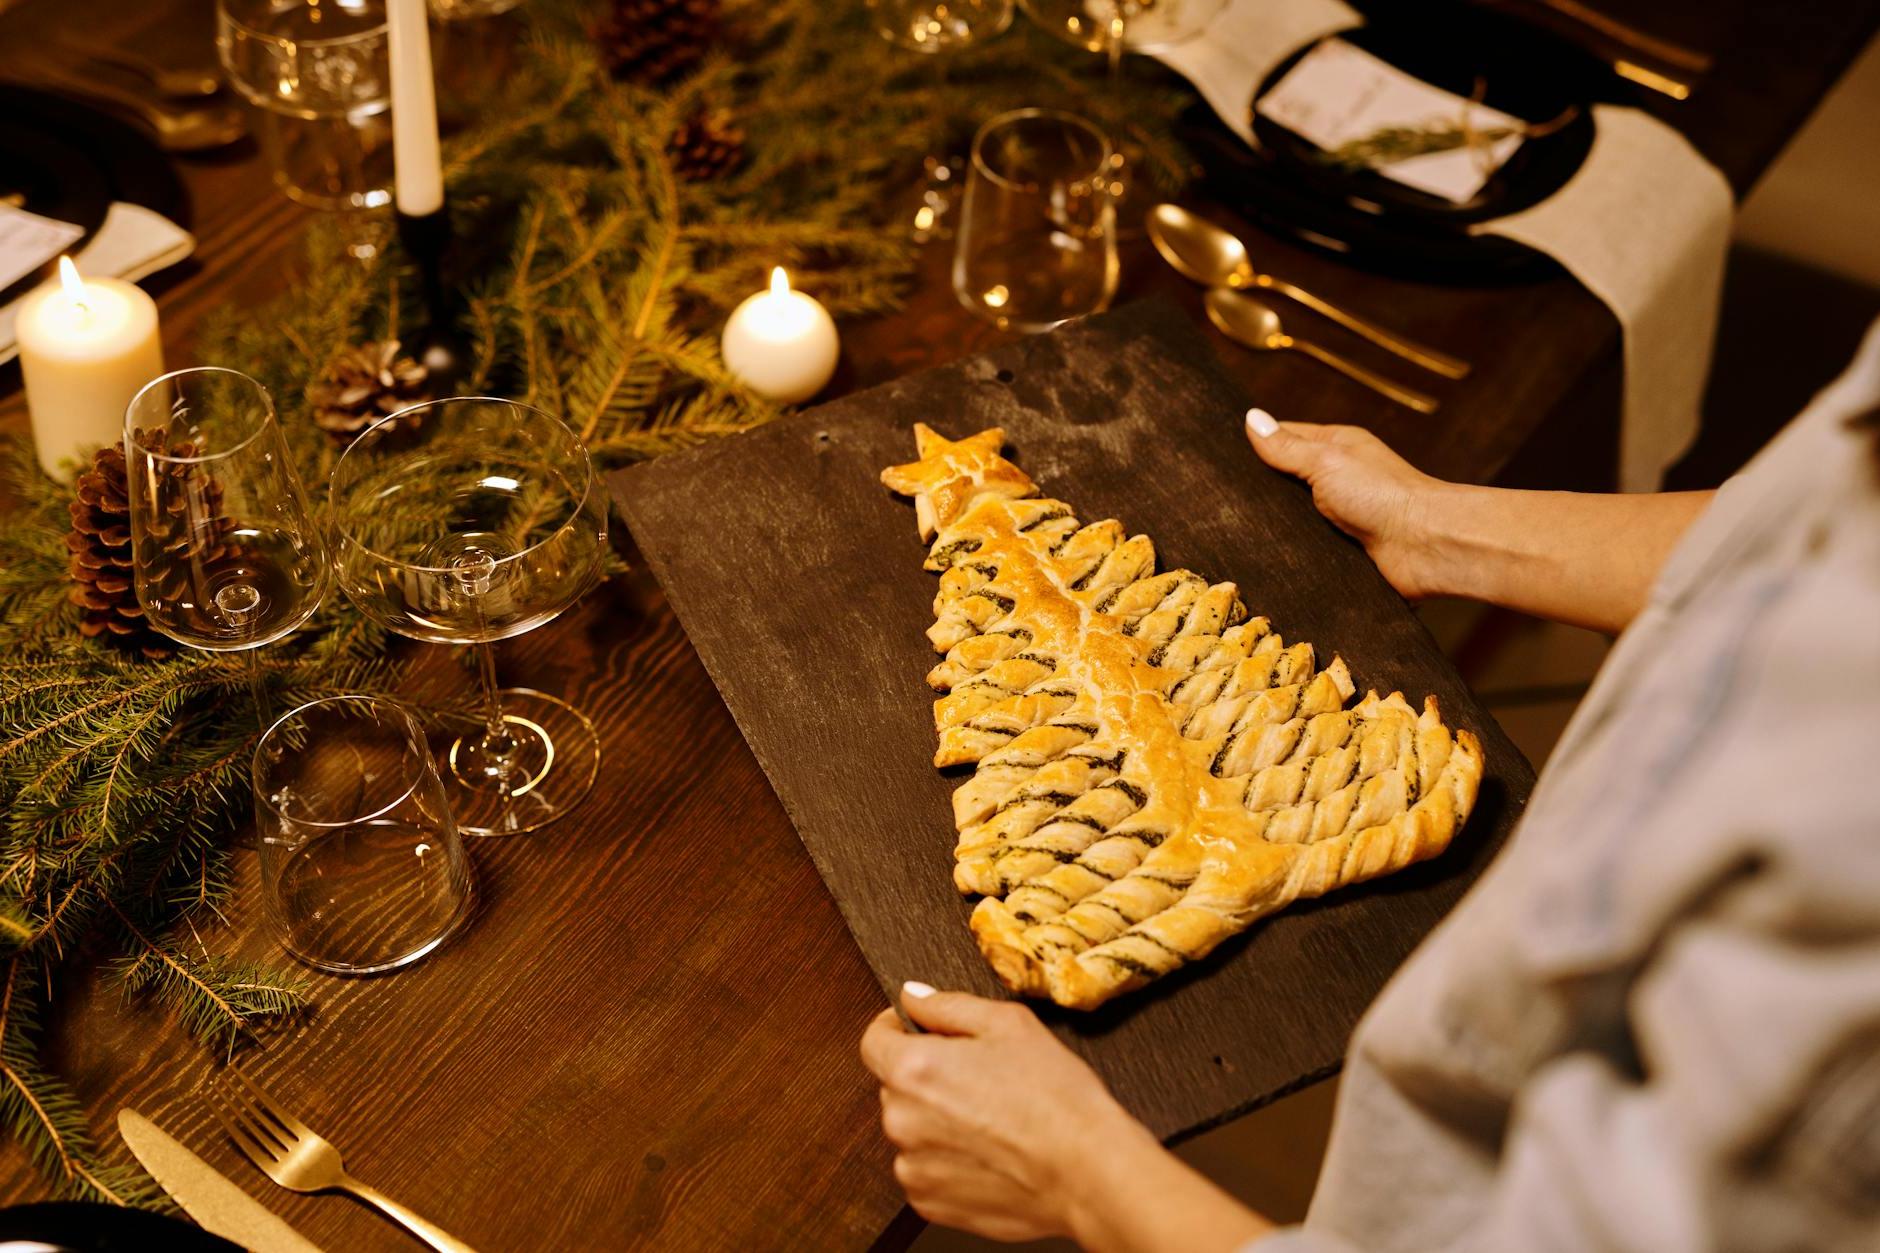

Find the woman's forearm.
xmin=1414 ymin=484 xmax=1713 ymax=634
xmin=1062 ymin=1113 xmax=1276 ymax=1253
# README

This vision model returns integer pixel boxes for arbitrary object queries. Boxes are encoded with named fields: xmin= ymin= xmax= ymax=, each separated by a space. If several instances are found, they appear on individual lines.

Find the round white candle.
xmin=387 ymin=0 xmax=444 ymax=217
xmin=17 ymin=258 xmax=164 ymax=483
xmin=721 ymin=268 xmax=840 ymax=405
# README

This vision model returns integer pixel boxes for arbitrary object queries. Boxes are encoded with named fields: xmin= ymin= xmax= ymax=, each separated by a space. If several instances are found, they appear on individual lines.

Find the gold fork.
xmin=210 ymin=1070 xmax=480 ymax=1253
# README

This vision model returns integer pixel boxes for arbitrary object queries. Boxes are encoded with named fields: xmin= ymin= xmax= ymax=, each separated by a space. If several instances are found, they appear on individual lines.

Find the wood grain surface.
xmin=2 ymin=0 xmax=1876 ymax=1246
xmin=0 ymin=573 xmax=911 ymax=1250
xmin=613 ymin=301 xmax=1538 ymax=1142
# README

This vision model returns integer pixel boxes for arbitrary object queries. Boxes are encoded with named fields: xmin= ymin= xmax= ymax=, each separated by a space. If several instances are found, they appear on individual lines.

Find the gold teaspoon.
xmin=1150 ymin=203 xmax=1471 ymax=380
xmin=1205 ymin=289 xmax=1438 ymax=415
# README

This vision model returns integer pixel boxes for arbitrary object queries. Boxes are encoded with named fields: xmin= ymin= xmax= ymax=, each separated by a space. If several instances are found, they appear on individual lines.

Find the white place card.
xmin=0 ymin=203 xmax=86 ymax=293
xmin=1256 ymin=39 xmax=1525 ymax=204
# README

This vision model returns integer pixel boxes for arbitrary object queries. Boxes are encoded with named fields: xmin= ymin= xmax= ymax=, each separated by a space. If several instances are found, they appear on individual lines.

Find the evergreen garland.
xmin=0 ymin=0 xmax=1192 ymax=1201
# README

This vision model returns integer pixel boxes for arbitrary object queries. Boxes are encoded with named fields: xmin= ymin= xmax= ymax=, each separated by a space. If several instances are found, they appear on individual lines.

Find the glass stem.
xmin=1107 ymin=6 xmax=1126 ymax=84
xmin=340 ymin=113 xmax=377 ymax=263
xmin=245 ymin=647 xmax=272 ymax=731
xmin=472 ymin=640 xmax=517 ymax=768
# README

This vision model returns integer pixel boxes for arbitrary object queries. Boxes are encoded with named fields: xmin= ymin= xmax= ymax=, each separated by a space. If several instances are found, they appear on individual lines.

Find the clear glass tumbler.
xmin=953 ymin=108 xmax=1118 ymax=332
xmin=217 ymin=0 xmax=393 ymax=215
xmin=254 ymin=694 xmax=474 ymax=974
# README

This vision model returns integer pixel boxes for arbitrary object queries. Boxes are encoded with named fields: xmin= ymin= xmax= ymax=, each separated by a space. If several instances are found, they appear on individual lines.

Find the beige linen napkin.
xmin=0 ymin=202 xmax=195 ymax=365
xmin=1476 ymin=104 xmax=1732 ymax=491
xmin=1151 ymin=0 xmax=1362 ymax=144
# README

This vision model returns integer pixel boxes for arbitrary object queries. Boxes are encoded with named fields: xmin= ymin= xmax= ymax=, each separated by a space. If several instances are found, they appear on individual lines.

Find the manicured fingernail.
xmin=1245 ymin=407 xmax=1278 ymax=438
xmin=902 ymin=981 xmax=937 ymax=999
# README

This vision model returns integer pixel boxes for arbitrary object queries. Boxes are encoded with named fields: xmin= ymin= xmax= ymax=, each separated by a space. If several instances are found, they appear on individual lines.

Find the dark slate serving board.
xmin=610 ymin=300 xmax=1533 ymax=1142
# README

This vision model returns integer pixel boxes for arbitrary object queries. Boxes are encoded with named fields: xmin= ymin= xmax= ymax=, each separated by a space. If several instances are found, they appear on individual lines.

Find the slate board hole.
xmin=1212 ymin=1054 xmax=1235 ymax=1074
xmin=816 ymin=430 xmax=832 ymax=443
xmin=995 ymin=368 xmax=1015 ymax=384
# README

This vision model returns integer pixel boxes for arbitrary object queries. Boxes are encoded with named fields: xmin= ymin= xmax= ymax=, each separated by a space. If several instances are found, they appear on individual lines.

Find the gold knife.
xmin=119 ymin=1109 xmax=327 ymax=1253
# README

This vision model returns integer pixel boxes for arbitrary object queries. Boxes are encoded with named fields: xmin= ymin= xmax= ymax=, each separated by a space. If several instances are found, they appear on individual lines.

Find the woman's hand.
xmin=1244 ymin=407 xmax=1716 ymax=633
xmin=1244 ymin=409 xmax=1450 ymax=601
xmin=860 ymin=985 xmax=1142 ymax=1241
xmin=860 ymin=985 xmax=1274 ymax=1251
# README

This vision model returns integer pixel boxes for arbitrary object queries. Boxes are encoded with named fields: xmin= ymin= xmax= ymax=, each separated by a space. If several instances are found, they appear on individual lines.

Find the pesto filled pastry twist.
xmin=882 ymin=424 xmax=1485 ymax=1011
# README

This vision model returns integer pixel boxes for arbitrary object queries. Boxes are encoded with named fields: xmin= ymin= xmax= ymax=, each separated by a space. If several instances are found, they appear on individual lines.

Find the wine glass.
xmin=867 ymin=0 xmax=1016 ymax=242
xmin=1018 ymin=0 xmax=1227 ymax=232
xmin=954 ymin=108 xmax=1118 ymax=331
xmin=328 ymin=397 xmax=607 ymax=837
xmin=217 ymin=0 xmax=392 ymax=259
xmin=124 ymin=367 xmax=331 ymax=715
xmin=254 ymin=693 xmax=474 ymax=973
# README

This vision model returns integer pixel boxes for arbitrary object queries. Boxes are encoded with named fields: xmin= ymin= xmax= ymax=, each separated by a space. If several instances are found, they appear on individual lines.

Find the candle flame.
xmin=769 ymin=267 xmax=790 ymax=296
xmin=57 ymin=256 xmax=84 ymax=300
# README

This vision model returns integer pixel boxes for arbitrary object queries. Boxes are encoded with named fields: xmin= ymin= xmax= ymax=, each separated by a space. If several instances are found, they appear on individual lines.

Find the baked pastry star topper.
xmin=880 ymin=423 xmax=1038 ymax=541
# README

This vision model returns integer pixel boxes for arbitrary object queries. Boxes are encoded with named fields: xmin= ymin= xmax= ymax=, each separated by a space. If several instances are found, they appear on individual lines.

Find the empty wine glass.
xmin=868 ymin=0 xmax=1016 ymax=242
xmin=254 ymin=694 xmax=474 ymax=973
xmin=217 ymin=0 xmax=392 ymax=259
xmin=328 ymin=397 xmax=607 ymax=837
xmin=954 ymin=108 xmax=1118 ymax=331
xmin=124 ymin=367 xmax=331 ymax=713
xmin=1019 ymin=0 xmax=1227 ymax=232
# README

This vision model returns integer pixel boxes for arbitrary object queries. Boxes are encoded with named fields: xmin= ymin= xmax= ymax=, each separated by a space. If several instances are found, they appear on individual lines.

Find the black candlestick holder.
xmin=397 ymin=205 xmax=469 ymax=392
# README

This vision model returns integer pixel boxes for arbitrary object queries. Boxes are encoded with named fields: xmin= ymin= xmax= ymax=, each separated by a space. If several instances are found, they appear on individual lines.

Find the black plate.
xmin=1183 ymin=0 xmax=1617 ymax=282
xmin=0 ymin=1202 xmax=241 ymax=1252
xmin=0 ymin=87 xmax=190 ymax=306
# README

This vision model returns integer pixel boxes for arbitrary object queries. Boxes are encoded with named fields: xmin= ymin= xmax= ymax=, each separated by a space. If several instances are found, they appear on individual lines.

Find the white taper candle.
xmin=387 ymin=0 xmax=444 ymax=217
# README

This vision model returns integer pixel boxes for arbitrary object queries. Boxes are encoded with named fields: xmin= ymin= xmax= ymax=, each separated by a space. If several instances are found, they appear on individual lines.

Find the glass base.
xmin=273 ymin=823 xmax=476 ymax=976
xmin=445 ymin=688 xmax=598 ymax=837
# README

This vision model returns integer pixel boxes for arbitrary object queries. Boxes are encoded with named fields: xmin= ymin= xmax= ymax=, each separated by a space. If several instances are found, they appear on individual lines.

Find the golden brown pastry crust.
xmin=882 ymin=425 xmax=1484 ymax=1010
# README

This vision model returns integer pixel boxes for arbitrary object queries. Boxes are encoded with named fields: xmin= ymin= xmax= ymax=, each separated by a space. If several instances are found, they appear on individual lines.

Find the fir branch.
xmin=107 ymin=904 xmax=308 ymax=1057
xmin=0 ymin=961 xmax=154 ymax=1204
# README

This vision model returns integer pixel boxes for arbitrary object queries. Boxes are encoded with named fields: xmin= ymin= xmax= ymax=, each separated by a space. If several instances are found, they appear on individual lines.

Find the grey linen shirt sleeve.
xmin=1238 ymin=405 xmax=1880 ymax=1253
xmin=1247 ymin=891 xmax=1880 ymax=1253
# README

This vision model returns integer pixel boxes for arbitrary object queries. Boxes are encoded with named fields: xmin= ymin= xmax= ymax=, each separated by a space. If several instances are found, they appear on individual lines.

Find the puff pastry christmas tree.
xmin=883 ymin=423 xmax=1484 ymax=1010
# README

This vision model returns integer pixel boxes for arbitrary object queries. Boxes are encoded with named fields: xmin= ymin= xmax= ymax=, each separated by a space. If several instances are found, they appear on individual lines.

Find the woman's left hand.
xmin=859 ymin=983 xmax=1155 ymax=1243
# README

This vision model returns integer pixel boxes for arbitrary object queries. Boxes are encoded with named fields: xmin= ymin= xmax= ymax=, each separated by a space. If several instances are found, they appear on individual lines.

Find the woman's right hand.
xmin=1244 ymin=409 xmax=1451 ymax=601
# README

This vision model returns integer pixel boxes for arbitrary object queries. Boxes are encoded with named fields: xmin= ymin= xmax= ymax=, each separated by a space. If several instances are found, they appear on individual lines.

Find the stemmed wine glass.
xmin=217 ymin=0 xmax=393 ymax=260
xmin=328 ymin=397 xmax=607 ymax=837
xmin=1019 ymin=0 xmax=1227 ymax=232
xmin=124 ymin=368 xmax=332 ymax=714
xmin=867 ymin=0 xmax=1016 ymax=242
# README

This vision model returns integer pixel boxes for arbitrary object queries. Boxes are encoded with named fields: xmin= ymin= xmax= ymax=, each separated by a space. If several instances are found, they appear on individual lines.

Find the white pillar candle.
xmin=387 ymin=0 xmax=444 ymax=217
xmin=17 ymin=258 xmax=164 ymax=483
xmin=720 ymin=268 xmax=840 ymax=405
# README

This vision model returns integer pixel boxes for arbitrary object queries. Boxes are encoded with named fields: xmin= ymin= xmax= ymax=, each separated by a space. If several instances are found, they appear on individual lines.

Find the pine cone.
xmin=65 ymin=445 xmax=169 ymax=658
xmin=307 ymin=339 xmax=432 ymax=444
xmin=593 ymin=0 xmax=719 ymax=85
xmin=667 ymin=107 xmax=745 ymax=182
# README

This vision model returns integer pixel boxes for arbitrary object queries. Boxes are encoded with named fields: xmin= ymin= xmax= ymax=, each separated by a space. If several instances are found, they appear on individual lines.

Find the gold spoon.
xmin=1205 ymin=288 xmax=1438 ymax=415
xmin=1149 ymin=203 xmax=1471 ymax=380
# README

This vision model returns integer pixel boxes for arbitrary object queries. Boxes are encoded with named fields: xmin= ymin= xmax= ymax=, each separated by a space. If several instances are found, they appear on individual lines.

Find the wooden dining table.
xmin=2 ymin=1 xmax=1876 ymax=1248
